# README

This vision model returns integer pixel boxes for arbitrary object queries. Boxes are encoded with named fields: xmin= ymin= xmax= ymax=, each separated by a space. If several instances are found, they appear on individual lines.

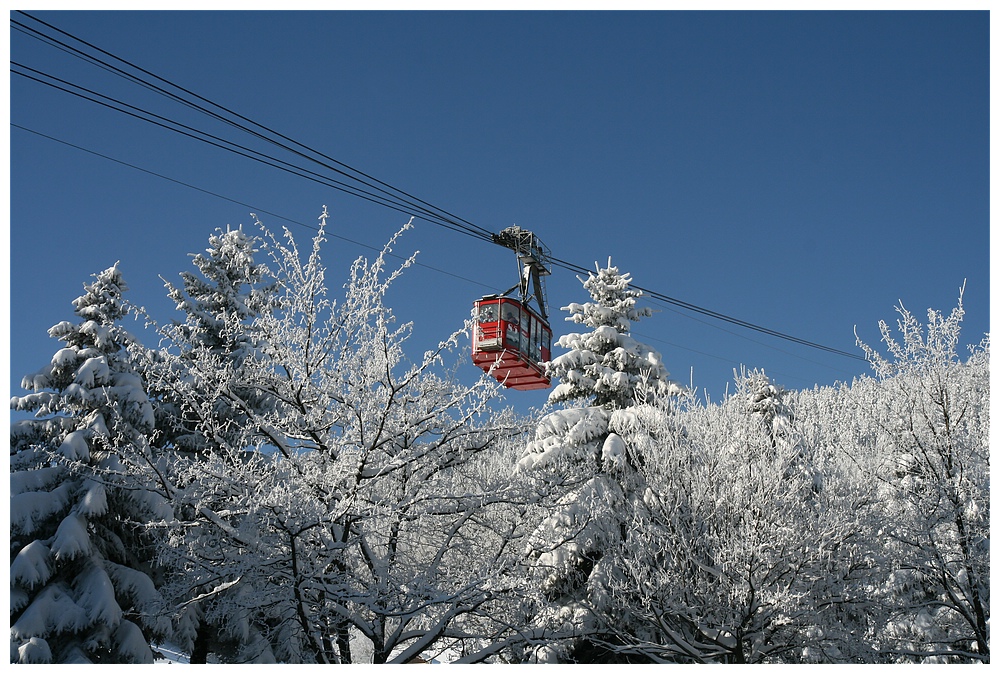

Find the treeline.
xmin=10 ymin=214 xmax=989 ymax=664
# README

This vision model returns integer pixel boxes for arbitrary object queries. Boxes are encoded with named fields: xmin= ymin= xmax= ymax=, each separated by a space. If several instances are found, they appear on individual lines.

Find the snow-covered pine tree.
xmin=545 ymin=258 xmax=672 ymax=410
xmin=153 ymin=225 xmax=276 ymax=456
xmin=10 ymin=264 xmax=172 ymax=664
xmin=743 ymin=367 xmax=791 ymax=445
xmin=143 ymin=225 xmax=279 ymax=663
xmin=738 ymin=367 xmax=820 ymax=492
xmin=516 ymin=259 xmax=675 ymax=663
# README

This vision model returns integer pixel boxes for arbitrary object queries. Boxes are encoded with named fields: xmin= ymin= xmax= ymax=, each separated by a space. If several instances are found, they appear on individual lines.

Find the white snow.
xmin=74 ymin=356 xmax=110 ymax=387
xmin=114 ymin=620 xmax=155 ymax=663
xmin=10 ymin=541 xmax=53 ymax=589
xmin=58 ymin=429 xmax=91 ymax=461
xmin=51 ymin=347 xmax=79 ymax=367
xmin=11 ymin=584 xmax=88 ymax=640
xmin=10 ymin=483 xmax=73 ymax=536
xmin=52 ymin=513 xmax=92 ymax=560
xmin=9 ymin=465 xmax=63 ymax=496
xmin=75 ymin=563 xmax=123 ymax=628
xmin=601 ymin=432 xmax=627 ymax=470
xmin=79 ymin=479 xmax=108 ymax=517
xmin=17 ymin=637 xmax=53 ymax=664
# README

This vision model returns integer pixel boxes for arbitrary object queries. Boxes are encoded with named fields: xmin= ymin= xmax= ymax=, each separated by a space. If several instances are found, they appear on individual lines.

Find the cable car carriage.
xmin=472 ymin=226 xmax=553 ymax=391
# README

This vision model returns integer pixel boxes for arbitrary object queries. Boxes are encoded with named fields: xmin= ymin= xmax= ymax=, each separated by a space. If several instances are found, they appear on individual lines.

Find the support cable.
xmin=10 ymin=63 xmax=493 ymax=244
xmin=13 ymin=11 xmax=497 ymax=243
xmin=11 ymin=12 xmax=866 ymax=364
xmin=11 ymin=122 xmax=501 ymax=293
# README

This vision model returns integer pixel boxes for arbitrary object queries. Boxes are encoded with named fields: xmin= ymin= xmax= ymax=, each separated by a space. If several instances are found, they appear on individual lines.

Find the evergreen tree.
xmin=143 ymin=225 xmax=279 ymax=663
xmin=743 ymin=367 xmax=791 ymax=445
xmin=153 ymin=225 xmax=276 ymax=456
xmin=545 ymin=258 xmax=672 ymax=409
xmin=10 ymin=264 xmax=172 ymax=664
xmin=516 ymin=260 xmax=675 ymax=662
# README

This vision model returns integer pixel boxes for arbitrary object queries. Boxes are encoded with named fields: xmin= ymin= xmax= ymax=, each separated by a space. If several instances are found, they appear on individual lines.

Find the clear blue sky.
xmin=8 ymin=9 xmax=990 ymax=414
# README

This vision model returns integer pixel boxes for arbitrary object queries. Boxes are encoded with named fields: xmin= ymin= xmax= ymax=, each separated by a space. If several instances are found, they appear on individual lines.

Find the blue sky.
xmin=8 ymin=9 xmax=990 ymax=414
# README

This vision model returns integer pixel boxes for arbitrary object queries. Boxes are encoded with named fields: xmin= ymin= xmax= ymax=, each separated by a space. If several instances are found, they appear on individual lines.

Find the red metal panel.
xmin=472 ymin=297 xmax=551 ymax=390
xmin=471 ymin=348 xmax=550 ymax=390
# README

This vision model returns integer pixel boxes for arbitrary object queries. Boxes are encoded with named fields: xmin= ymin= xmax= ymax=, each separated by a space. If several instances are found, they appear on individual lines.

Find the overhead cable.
xmin=10 ymin=62 xmax=494 ymax=245
xmin=11 ymin=11 xmax=866 ymax=364
xmin=11 ymin=122 xmax=501 ymax=293
xmin=13 ymin=11 xmax=497 ymax=244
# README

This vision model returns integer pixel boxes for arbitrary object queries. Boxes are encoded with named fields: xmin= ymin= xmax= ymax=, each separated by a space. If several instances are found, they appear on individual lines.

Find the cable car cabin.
xmin=472 ymin=297 xmax=552 ymax=390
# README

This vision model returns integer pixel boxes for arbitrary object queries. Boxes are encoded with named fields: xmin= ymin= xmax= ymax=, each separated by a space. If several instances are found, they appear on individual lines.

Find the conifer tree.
xmin=153 ymin=225 xmax=276 ymax=456
xmin=743 ymin=368 xmax=790 ymax=443
xmin=545 ymin=258 xmax=672 ymax=409
xmin=10 ymin=264 xmax=172 ymax=664
xmin=516 ymin=260 xmax=675 ymax=663
xmin=144 ymin=226 xmax=279 ymax=663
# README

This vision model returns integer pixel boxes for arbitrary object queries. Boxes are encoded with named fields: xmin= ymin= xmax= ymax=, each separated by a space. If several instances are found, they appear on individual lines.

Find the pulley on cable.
xmin=471 ymin=225 xmax=553 ymax=391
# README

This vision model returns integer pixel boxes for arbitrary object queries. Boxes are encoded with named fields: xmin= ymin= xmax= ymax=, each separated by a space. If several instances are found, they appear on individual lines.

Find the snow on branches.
xmin=10 ymin=264 xmax=171 ymax=664
xmin=9 ymin=215 xmax=987 ymax=665
xmin=516 ymin=260 xmax=678 ymax=662
xmin=546 ymin=259 xmax=673 ymax=409
xmin=144 ymin=211 xmax=528 ymax=664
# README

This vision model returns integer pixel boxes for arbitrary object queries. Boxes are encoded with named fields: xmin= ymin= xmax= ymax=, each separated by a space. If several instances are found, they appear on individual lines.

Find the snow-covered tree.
xmin=150 ymin=212 xmax=532 ymax=664
xmin=10 ymin=264 xmax=172 ymax=664
xmin=855 ymin=285 xmax=989 ymax=663
xmin=152 ymin=224 xmax=277 ymax=456
xmin=138 ymin=225 xmax=279 ymax=662
xmin=742 ymin=367 xmax=792 ymax=447
xmin=598 ymin=372 xmax=831 ymax=662
xmin=544 ymin=259 xmax=673 ymax=410
xmin=598 ymin=285 xmax=989 ymax=664
xmin=780 ymin=380 xmax=888 ymax=662
xmin=515 ymin=260 xmax=676 ymax=662
xmin=587 ymin=360 xmax=902 ymax=664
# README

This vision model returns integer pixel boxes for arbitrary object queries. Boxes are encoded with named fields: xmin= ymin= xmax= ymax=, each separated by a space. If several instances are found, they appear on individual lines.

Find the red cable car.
xmin=472 ymin=297 xmax=552 ymax=390
xmin=472 ymin=226 xmax=553 ymax=391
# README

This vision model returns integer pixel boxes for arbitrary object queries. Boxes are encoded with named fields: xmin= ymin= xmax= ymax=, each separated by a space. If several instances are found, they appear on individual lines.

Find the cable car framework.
xmin=471 ymin=226 xmax=554 ymax=391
